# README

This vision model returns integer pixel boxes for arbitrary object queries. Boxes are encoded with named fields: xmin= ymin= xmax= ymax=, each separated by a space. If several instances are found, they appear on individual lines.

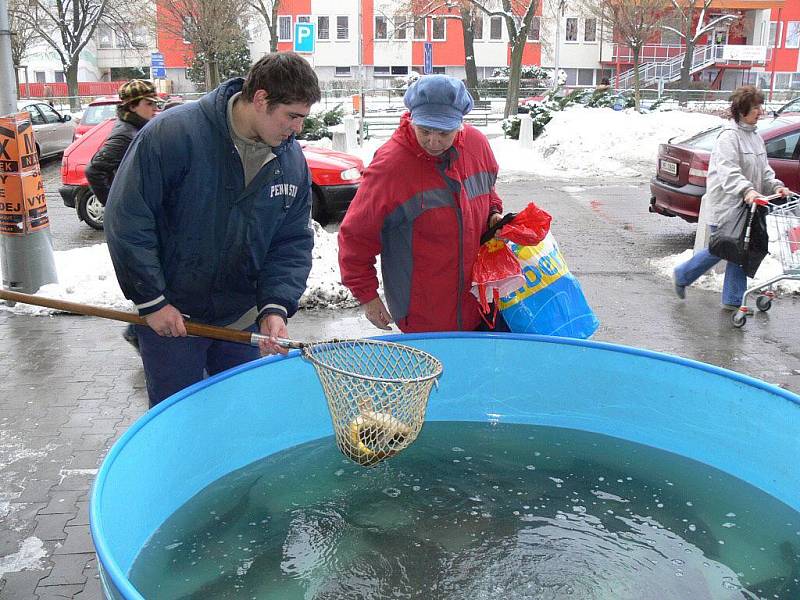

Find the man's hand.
xmin=144 ymin=304 xmax=187 ymax=337
xmin=259 ymin=314 xmax=289 ymax=356
xmin=363 ymin=297 xmax=393 ymax=330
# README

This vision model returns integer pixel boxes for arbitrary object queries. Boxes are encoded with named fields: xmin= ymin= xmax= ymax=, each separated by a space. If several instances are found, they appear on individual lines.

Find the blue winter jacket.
xmin=105 ymin=78 xmax=314 ymax=326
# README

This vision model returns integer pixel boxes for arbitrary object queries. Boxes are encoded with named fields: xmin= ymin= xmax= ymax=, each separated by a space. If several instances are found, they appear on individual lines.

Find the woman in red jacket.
xmin=338 ymin=75 xmax=504 ymax=333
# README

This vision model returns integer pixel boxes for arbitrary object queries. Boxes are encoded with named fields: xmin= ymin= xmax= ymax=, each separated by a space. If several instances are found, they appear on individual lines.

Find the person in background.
xmin=338 ymin=75 xmax=505 ymax=333
xmin=673 ymin=85 xmax=791 ymax=311
xmin=84 ymin=82 xmax=171 ymax=352
xmin=105 ymin=52 xmax=319 ymax=406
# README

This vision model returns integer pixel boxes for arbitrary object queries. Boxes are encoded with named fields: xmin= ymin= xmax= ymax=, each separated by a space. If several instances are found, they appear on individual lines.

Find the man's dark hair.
xmin=241 ymin=52 xmax=321 ymax=106
xmin=730 ymin=85 xmax=764 ymax=123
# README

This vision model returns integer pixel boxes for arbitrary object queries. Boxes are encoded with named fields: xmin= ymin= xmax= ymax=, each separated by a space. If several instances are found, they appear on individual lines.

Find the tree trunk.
xmin=205 ymin=58 xmax=220 ymax=89
xmin=505 ymin=35 xmax=526 ymax=118
xmin=678 ymin=7 xmax=695 ymax=107
xmin=270 ymin=2 xmax=279 ymax=52
xmin=460 ymin=7 xmax=480 ymax=101
xmin=632 ymin=46 xmax=641 ymax=111
xmin=66 ymin=62 xmax=80 ymax=112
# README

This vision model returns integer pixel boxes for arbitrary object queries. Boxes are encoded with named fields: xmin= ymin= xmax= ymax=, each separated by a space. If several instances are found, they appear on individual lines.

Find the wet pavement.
xmin=1 ymin=162 xmax=799 ymax=599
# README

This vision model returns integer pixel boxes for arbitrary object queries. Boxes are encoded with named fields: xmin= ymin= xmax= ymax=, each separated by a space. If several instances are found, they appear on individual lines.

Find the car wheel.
xmin=312 ymin=188 xmax=328 ymax=226
xmin=77 ymin=187 xmax=104 ymax=230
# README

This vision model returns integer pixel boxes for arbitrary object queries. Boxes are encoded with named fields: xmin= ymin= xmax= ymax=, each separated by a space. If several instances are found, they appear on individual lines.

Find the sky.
xmin=1 ymin=106 xmax=797 ymax=318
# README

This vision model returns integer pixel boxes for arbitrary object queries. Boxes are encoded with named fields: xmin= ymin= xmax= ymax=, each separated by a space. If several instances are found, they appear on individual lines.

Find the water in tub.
xmin=129 ymin=422 xmax=800 ymax=599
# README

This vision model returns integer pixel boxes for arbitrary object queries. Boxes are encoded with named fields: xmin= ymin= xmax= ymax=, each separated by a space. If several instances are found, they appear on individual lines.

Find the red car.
xmin=59 ymin=117 xmax=364 ymax=229
xmin=650 ymin=116 xmax=800 ymax=222
xmin=73 ymin=96 xmax=121 ymax=139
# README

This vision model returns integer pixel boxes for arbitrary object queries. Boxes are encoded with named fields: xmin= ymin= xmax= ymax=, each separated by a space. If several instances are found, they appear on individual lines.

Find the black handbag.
xmin=708 ymin=203 xmax=768 ymax=278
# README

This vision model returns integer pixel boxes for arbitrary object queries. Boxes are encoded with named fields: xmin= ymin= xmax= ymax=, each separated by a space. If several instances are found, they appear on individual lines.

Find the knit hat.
xmin=118 ymin=79 xmax=158 ymax=107
xmin=403 ymin=75 xmax=474 ymax=131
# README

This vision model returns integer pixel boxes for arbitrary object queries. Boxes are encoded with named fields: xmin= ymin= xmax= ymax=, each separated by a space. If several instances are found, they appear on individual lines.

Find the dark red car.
xmin=650 ymin=116 xmax=800 ymax=222
xmin=60 ymin=117 xmax=364 ymax=229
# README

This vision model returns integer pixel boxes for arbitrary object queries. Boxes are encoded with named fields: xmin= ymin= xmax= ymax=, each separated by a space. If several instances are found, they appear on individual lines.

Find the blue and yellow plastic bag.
xmin=499 ymin=233 xmax=599 ymax=339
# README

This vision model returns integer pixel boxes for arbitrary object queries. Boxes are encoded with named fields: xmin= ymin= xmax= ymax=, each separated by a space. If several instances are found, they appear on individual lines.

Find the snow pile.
xmin=0 ymin=225 xmax=357 ymax=315
xmin=492 ymin=106 xmax=724 ymax=180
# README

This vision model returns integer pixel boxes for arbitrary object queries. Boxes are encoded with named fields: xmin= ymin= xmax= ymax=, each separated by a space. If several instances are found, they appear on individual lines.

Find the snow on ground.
xmin=491 ymin=106 xmax=724 ymax=181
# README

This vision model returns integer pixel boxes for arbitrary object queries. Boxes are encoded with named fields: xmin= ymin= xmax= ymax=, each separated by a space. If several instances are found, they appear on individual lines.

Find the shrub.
xmin=298 ymin=103 xmax=345 ymax=140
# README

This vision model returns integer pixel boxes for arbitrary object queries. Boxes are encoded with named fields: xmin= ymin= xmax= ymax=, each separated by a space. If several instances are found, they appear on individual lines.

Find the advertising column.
xmin=0 ymin=111 xmax=58 ymax=293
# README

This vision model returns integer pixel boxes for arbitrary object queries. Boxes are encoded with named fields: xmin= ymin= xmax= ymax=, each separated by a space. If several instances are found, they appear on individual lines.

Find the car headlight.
xmin=340 ymin=167 xmax=361 ymax=181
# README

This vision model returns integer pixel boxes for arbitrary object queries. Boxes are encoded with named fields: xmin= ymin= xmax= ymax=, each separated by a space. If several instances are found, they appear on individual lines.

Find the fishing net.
xmin=302 ymin=339 xmax=443 ymax=467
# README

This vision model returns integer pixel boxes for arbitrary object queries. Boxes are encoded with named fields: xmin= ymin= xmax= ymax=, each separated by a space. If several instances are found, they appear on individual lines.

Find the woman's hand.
xmin=743 ymin=189 xmax=761 ymax=205
xmin=363 ymin=297 xmax=393 ymax=330
xmin=488 ymin=213 xmax=503 ymax=229
xmin=775 ymin=186 xmax=792 ymax=197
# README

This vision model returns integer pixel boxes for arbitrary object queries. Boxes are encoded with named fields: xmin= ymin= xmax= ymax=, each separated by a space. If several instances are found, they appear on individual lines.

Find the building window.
xmin=54 ymin=71 xmax=65 ymax=83
xmin=182 ymin=16 xmax=193 ymax=43
xmin=133 ymin=25 xmax=148 ymax=48
xmin=584 ymin=18 xmax=596 ymax=42
xmin=337 ymin=15 xmax=349 ymax=40
xmin=97 ymin=26 xmax=113 ymax=49
xmin=278 ymin=15 xmax=292 ymax=41
xmin=431 ymin=16 xmax=445 ymax=41
xmin=473 ymin=15 xmax=483 ymax=40
xmin=527 ymin=16 xmax=540 ymax=41
xmin=489 ymin=16 xmax=502 ymax=40
xmin=375 ymin=15 xmax=388 ymax=40
xmin=335 ymin=66 xmax=352 ymax=77
xmin=565 ymin=17 xmax=578 ymax=42
xmin=318 ymin=16 xmax=329 ymax=40
xmin=413 ymin=17 xmax=426 ymax=40
xmin=786 ymin=22 xmax=800 ymax=49
xmin=431 ymin=66 xmax=446 ymax=74
xmin=577 ymin=68 xmax=594 ymax=85
xmin=34 ymin=71 xmax=46 ymax=83
xmin=391 ymin=66 xmax=408 ymax=75
xmin=374 ymin=66 xmax=391 ymax=77
xmin=394 ymin=14 xmax=407 ymax=39
xmin=298 ymin=15 xmax=310 ymax=23
xmin=769 ymin=21 xmax=782 ymax=48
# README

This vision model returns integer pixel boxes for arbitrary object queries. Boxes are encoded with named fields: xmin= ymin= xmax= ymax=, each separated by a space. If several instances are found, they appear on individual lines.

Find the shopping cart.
xmin=733 ymin=195 xmax=800 ymax=328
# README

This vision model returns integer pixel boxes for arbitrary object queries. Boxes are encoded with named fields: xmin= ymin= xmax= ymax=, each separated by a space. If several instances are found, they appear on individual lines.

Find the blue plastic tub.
xmin=90 ymin=333 xmax=800 ymax=599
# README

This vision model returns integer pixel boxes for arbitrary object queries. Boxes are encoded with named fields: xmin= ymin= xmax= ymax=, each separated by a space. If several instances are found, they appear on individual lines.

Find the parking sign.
xmin=294 ymin=22 xmax=315 ymax=53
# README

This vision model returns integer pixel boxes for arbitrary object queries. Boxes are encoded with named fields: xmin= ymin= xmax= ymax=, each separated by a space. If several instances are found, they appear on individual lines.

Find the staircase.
xmin=612 ymin=44 xmax=718 ymax=89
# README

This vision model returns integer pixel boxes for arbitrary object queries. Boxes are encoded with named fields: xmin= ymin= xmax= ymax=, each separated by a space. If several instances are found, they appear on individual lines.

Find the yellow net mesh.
xmin=302 ymin=339 xmax=443 ymax=467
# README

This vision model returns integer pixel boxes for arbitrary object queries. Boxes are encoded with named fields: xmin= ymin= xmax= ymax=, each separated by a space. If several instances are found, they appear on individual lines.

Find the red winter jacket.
xmin=338 ymin=114 xmax=503 ymax=332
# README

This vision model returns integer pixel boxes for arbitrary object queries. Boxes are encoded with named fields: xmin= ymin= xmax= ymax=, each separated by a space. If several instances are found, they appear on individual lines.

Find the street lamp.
xmin=553 ymin=0 xmax=567 ymax=90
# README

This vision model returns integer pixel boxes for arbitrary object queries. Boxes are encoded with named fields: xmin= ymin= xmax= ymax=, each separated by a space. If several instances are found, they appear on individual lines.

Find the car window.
xmin=20 ymin=104 xmax=45 ymax=126
xmin=37 ymin=103 xmax=62 ymax=124
xmin=679 ymin=127 xmax=721 ymax=151
xmin=81 ymin=103 xmax=118 ymax=125
xmin=766 ymin=131 xmax=800 ymax=160
xmin=778 ymin=98 xmax=800 ymax=114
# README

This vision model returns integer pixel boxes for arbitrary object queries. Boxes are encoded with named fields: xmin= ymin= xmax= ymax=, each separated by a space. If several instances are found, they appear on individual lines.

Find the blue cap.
xmin=403 ymin=75 xmax=474 ymax=131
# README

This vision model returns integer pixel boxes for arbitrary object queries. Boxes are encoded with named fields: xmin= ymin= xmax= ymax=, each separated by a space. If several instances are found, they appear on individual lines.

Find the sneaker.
xmin=722 ymin=304 xmax=754 ymax=315
xmin=672 ymin=270 xmax=686 ymax=299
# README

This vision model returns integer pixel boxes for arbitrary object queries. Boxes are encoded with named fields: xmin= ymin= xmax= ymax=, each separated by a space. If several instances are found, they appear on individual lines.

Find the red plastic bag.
xmin=499 ymin=202 xmax=552 ymax=246
xmin=471 ymin=239 xmax=524 ymax=328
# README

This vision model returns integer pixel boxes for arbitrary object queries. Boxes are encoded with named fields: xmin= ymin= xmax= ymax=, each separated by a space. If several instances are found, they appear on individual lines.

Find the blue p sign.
xmin=294 ymin=22 xmax=315 ymax=53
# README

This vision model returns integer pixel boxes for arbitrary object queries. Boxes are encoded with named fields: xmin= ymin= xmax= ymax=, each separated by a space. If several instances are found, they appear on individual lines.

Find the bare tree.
xmin=13 ymin=0 xmax=151 ymax=109
xmin=662 ymin=0 xmax=736 ymax=104
xmin=7 ymin=0 xmax=41 ymax=93
xmin=588 ymin=0 xmax=671 ymax=110
xmin=468 ymin=0 xmax=539 ymax=118
xmin=395 ymin=0 xmax=482 ymax=101
xmin=160 ymin=0 xmax=250 ymax=90
xmin=247 ymin=0 xmax=280 ymax=52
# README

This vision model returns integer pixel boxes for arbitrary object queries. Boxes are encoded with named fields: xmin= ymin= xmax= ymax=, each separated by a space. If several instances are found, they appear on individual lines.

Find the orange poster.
xmin=0 ymin=171 xmax=49 ymax=235
xmin=0 ymin=113 xmax=40 ymax=174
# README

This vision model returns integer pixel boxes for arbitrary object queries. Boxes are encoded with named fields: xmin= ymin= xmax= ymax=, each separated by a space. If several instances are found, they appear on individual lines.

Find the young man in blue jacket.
xmin=105 ymin=52 xmax=319 ymax=406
